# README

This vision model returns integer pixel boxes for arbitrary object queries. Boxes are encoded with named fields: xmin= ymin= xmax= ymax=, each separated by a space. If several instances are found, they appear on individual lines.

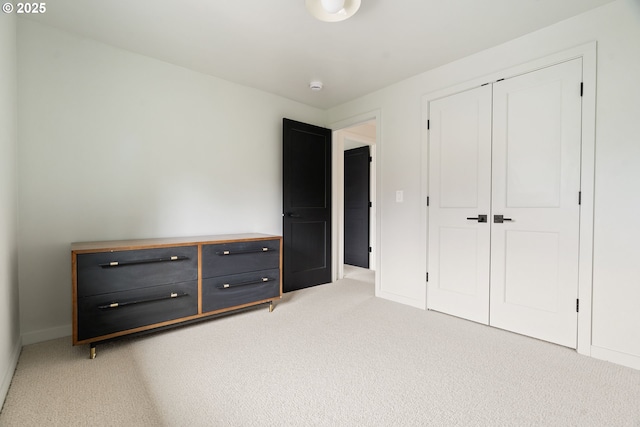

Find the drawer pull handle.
xmin=217 ymin=277 xmax=274 ymax=289
xmin=217 ymin=248 xmax=273 ymax=256
xmin=97 ymin=291 xmax=189 ymax=309
xmin=99 ymin=256 xmax=189 ymax=268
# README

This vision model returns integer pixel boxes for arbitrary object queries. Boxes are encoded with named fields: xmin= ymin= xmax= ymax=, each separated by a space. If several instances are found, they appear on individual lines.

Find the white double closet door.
xmin=427 ymin=59 xmax=582 ymax=348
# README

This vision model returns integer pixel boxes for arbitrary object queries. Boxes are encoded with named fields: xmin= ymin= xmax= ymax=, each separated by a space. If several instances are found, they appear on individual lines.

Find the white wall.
xmin=327 ymin=0 xmax=640 ymax=368
xmin=0 ymin=12 xmax=21 ymax=404
xmin=17 ymin=19 xmax=326 ymax=343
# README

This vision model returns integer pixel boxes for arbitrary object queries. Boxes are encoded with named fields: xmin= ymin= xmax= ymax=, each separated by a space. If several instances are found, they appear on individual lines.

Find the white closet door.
xmin=490 ymin=59 xmax=582 ymax=348
xmin=427 ymin=85 xmax=492 ymax=324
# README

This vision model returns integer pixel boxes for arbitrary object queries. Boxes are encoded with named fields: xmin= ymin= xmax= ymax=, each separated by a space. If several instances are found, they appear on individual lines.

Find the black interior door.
xmin=282 ymin=118 xmax=332 ymax=292
xmin=344 ymin=146 xmax=370 ymax=268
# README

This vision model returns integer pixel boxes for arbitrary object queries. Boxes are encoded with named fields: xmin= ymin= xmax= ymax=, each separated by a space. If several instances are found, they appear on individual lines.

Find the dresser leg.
xmin=269 ymin=302 xmax=274 ymax=312
xmin=90 ymin=344 xmax=96 ymax=359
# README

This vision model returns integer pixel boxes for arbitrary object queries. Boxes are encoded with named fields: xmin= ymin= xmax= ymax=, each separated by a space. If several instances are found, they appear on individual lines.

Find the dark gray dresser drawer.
xmin=201 ymin=239 xmax=279 ymax=278
xmin=77 ymin=246 xmax=198 ymax=297
xmin=77 ymin=280 xmax=198 ymax=341
xmin=202 ymin=269 xmax=280 ymax=313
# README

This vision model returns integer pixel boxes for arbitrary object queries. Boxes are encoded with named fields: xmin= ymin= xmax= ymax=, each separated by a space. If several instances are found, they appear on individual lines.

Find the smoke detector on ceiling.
xmin=309 ymin=81 xmax=324 ymax=91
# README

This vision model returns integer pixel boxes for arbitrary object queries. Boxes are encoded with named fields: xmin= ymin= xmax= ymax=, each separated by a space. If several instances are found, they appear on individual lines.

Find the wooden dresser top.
xmin=71 ymin=233 xmax=281 ymax=253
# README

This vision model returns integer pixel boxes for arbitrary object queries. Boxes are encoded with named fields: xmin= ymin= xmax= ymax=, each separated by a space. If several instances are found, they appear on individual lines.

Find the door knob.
xmin=466 ymin=215 xmax=487 ymax=223
xmin=283 ymin=212 xmax=301 ymax=218
xmin=493 ymin=214 xmax=513 ymax=223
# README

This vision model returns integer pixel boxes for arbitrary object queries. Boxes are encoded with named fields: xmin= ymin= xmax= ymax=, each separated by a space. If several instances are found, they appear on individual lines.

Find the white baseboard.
xmin=376 ymin=290 xmax=426 ymax=310
xmin=1 ymin=335 xmax=22 ymax=408
xmin=21 ymin=324 xmax=71 ymax=346
xmin=590 ymin=346 xmax=640 ymax=371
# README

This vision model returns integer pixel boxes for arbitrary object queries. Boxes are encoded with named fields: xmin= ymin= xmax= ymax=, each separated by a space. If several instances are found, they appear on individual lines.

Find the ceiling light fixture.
xmin=321 ymin=0 xmax=344 ymax=14
xmin=305 ymin=0 xmax=361 ymax=22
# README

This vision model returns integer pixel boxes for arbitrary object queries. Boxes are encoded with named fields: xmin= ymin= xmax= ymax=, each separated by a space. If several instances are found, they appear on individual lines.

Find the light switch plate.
xmin=396 ymin=190 xmax=403 ymax=203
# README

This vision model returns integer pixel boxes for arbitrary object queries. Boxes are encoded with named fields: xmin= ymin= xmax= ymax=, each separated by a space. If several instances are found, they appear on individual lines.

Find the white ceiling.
xmin=25 ymin=0 xmax=616 ymax=109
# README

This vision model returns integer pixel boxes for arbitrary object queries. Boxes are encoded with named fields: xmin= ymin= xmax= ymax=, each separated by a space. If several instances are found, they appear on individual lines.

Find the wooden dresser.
xmin=72 ymin=233 xmax=282 ymax=358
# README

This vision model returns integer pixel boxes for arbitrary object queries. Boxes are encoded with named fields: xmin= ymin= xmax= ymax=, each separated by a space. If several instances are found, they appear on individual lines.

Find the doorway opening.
xmin=332 ymin=119 xmax=377 ymax=284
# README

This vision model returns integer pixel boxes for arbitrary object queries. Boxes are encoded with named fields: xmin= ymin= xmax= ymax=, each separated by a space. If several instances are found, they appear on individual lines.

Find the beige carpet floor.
xmin=1 ymin=266 xmax=639 ymax=426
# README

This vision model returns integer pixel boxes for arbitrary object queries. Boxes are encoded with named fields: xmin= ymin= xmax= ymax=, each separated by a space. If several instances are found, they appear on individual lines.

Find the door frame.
xmin=421 ymin=42 xmax=596 ymax=356
xmin=330 ymin=110 xmax=381 ymax=289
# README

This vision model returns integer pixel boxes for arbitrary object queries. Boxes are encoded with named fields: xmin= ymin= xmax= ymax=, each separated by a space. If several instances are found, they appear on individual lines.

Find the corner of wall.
xmin=0 ymin=9 xmax=20 ymax=412
xmin=20 ymin=325 xmax=71 ymax=347
xmin=0 ymin=335 xmax=21 ymax=410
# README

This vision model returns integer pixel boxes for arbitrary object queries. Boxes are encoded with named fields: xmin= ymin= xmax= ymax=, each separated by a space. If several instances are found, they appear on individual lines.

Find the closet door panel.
xmin=503 ymin=80 xmax=564 ymax=208
xmin=502 ymin=230 xmax=560 ymax=313
xmin=490 ymin=59 xmax=582 ymax=348
xmin=427 ymin=85 xmax=492 ymax=324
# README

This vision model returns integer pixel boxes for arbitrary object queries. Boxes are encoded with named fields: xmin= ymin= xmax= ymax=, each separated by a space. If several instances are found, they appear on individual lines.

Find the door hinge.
xmin=426 ymin=272 xmax=429 ymax=282
xmin=369 ymin=156 xmax=372 ymax=162
xmin=369 ymin=247 xmax=372 ymax=253
xmin=427 ymin=119 xmax=430 ymax=130
xmin=369 ymin=201 xmax=372 ymax=207
xmin=427 ymin=196 xmax=430 ymax=207
xmin=578 ymin=191 xmax=582 ymax=205
xmin=580 ymin=82 xmax=584 ymax=97
xmin=576 ymin=299 xmax=580 ymax=313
